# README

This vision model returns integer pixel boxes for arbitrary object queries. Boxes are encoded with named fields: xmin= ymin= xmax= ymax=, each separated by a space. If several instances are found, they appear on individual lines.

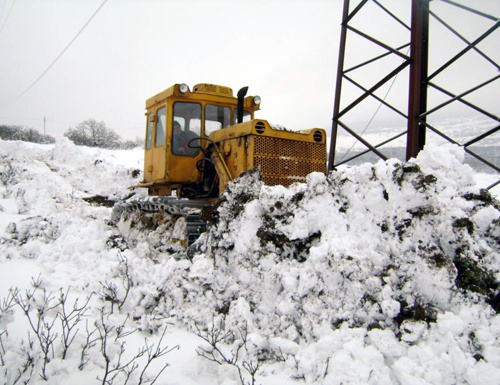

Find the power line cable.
xmin=339 ymin=46 xmax=412 ymax=163
xmin=0 ymin=0 xmax=7 ymax=25
xmin=0 ymin=0 xmax=17 ymax=36
xmin=338 ymin=73 xmax=400 ymax=163
xmin=16 ymin=0 xmax=108 ymax=100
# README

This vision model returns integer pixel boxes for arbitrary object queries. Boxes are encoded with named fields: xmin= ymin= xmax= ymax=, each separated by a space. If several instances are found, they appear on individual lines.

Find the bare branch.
xmin=58 ymin=288 xmax=93 ymax=360
xmin=138 ymin=326 xmax=179 ymax=384
xmin=117 ymin=254 xmax=132 ymax=311
xmin=195 ymin=320 xmax=259 ymax=385
xmin=79 ymin=320 xmax=99 ymax=371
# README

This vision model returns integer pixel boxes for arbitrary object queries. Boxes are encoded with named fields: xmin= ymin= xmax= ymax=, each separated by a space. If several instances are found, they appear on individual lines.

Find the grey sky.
xmin=0 ymin=0 xmax=340 ymax=139
xmin=0 ymin=0 xmax=498 ymax=140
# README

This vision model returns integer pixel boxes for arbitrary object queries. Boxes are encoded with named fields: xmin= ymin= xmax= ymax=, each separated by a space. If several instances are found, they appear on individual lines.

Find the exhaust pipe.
xmin=237 ymin=86 xmax=248 ymax=124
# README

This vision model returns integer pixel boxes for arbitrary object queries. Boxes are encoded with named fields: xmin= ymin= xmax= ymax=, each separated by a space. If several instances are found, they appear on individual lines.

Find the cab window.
xmin=172 ymin=102 xmax=201 ymax=156
xmin=205 ymin=105 xmax=231 ymax=136
xmin=155 ymin=106 xmax=166 ymax=147
xmin=145 ymin=113 xmax=153 ymax=150
xmin=233 ymin=109 xmax=252 ymax=124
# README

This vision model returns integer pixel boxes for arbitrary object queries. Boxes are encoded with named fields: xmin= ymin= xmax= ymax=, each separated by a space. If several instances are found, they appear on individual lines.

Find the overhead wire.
xmin=0 ymin=0 xmax=7 ymax=25
xmin=16 ymin=0 xmax=109 ymax=100
xmin=338 ymin=46 xmax=411 ymax=163
xmin=0 ymin=0 xmax=16 ymax=36
xmin=337 ymin=72 xmax=400 ymax=163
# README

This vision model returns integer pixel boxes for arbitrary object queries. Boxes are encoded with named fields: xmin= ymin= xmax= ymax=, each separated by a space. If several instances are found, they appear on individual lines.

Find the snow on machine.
xmin=114 ymin=83 xmax=327 ymax=245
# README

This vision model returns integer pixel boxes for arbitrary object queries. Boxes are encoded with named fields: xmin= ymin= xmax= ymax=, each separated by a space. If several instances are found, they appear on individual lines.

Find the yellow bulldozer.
xmin=118 ymin=83 xmax=327 ymax=244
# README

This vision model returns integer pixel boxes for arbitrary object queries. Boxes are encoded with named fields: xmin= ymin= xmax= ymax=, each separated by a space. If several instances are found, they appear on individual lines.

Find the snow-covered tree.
xmin=64 ymin=119 xmax=121 ymax=149
xmin=0 ymin=124 xmax=55 ymax=144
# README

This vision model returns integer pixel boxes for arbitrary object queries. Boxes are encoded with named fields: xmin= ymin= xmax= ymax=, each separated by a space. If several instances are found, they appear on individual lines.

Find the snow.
xmin=0 ymin=135 xmax=499 ymax=384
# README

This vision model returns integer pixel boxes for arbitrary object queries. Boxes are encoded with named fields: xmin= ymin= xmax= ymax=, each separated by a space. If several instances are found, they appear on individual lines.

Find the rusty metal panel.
xmin=253 ymin=136 xmax=327 ymax=187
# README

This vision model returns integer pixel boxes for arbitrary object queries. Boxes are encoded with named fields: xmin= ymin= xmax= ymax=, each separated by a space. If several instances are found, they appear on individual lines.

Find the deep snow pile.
xmin=140 ymin=145 xmax=500 ymax=383
xmin=0 ymin=137 xmax=499 ymax=384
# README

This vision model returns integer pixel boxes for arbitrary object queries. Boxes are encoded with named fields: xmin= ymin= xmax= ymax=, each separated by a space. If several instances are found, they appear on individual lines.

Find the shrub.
xmin=0 ymin=125 xmax=55 ymax=144
xmin=64 ymin=119 xmax=144 ymax=149
xmin=64 ymin=119 xmax=121 ymax=149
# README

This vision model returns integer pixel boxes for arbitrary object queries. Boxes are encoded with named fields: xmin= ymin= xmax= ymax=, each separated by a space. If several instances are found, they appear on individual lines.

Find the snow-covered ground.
xmin=0 ymin=137 xmax=499 ymax=384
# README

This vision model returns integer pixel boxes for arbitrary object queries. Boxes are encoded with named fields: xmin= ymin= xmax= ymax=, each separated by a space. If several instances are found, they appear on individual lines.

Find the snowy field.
xmin=0 ymin=137 xmax=499 ymax=384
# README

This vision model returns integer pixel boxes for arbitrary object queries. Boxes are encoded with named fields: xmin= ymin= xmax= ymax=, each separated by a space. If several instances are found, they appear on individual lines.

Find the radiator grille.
xmin=254 ymin=136 xmax=326 ymax=187
xmin=255 ymin=136 xmax=326 ymax=160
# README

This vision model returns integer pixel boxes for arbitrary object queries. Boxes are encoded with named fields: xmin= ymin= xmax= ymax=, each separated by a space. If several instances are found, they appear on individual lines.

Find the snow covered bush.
xmin=195 ymin=319 xmax=261 ymax=385
xmin=0 ymin=277 xmax=178 ymax=384
xmin=64 ymin=119 xmax=143 ymax=150
xmin=0 ymin=125 xmax=55 ymax=145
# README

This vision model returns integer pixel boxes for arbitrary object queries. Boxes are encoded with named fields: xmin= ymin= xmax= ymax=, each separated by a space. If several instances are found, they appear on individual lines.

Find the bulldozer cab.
xmin=140 ymin=83 xmax=260 ymax=196
xmin=128 ymin=82 xmax=327 ymax=245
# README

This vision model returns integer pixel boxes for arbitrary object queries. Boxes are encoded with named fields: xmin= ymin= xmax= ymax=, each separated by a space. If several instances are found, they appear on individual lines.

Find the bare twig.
xmin=96 ymin=309 xmax=175 ymax=384
xmin=58 ymin=288 xmax=93 ymax=360
xmin=79 ymin=319 xmax=99 ymax=371
xmin=98 ymin=254 xmax=133 ymax=313
xmin=0 ymin=289 xmax=17 ymax=366
xmin=2 ymin=281 xmax=174 ymax=384
xmin=137 ymin=326 xmax=179 ymax=385
xmin=98 ymin=282 xmax=121 ymax=314
xmin=12 ymin=283 xmax=59 ymax=381
xmin=242 ymin=360 xmax=261 ymax=385
xmin=117 ymin=254 xmax=132 ymax=311
xmin=12 ymin=333 xmax=35 ymax=384
xmin=195 ymin=320 xmax=260 ymax=385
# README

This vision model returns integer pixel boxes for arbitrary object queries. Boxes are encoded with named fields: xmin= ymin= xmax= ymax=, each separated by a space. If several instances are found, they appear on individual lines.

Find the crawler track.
xmin=112 ymin=196 xmax=210 ymax=245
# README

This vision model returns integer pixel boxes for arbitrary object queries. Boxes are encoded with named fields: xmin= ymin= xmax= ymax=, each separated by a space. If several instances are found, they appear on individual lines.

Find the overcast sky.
xmin=0 ymin=0 xmax=498 ymax=140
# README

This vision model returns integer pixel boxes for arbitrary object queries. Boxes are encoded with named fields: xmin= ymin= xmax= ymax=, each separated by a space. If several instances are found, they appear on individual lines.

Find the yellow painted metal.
xmin=192 ymin=84 xmax=233 ymax=96
xmin=211 ymin=120 xmax=327 ymax=191
xmin=138 ymin=83 xmax=327 ymax=196
xmin=145 ymin=83 xmax=258 ymax=110
xmin=139 ymin=83 xmax=260 ymax=194
xmin=210 ymin=145 xmax=233 ymax=193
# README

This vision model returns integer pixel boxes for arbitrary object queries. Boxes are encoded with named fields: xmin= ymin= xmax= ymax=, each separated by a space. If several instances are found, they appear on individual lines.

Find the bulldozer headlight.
xmin=179 ymin=83 xmax=189 ymax=94
xmin=253 ymin=96 xmax=261 ymax=105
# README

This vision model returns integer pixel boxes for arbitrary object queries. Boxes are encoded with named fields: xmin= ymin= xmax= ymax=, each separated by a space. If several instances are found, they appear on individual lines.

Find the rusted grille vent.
xmin=254 ymin=136 xmax=326 ymax=187
xmin=254 ymin=136 xmax=326 ymax=161
xmin=255 ymin=156 xmax=325 ymax=177
xmin=255 ymin=121 xmax=266 ymax=134
xmin=261 ymin=175 xmax=306 ymax=187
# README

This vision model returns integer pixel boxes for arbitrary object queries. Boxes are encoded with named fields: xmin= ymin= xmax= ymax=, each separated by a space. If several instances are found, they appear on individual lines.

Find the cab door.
xmin=167 ymin=102 xmax=203 ymax=183
xmin=143 ymin=113 xmax=154 ymax=183
xmin=152 ymin=106 xmax=167 ymax=181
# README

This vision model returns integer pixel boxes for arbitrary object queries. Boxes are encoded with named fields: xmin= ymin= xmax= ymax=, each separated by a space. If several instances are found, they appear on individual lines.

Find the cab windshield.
xmin=205 ymin=105 xmax=231 ymax=136
xmin=172 ymin=102 xmax=201 ymax=156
